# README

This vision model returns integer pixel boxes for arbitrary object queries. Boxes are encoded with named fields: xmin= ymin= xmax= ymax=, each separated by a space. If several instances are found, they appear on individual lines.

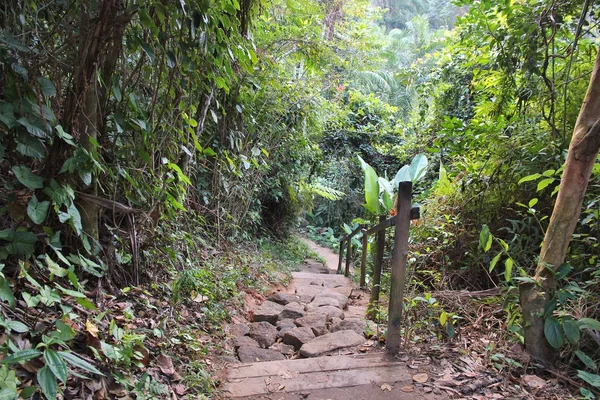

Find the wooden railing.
xmin=337 ymin=182 xmax=419 ymax=354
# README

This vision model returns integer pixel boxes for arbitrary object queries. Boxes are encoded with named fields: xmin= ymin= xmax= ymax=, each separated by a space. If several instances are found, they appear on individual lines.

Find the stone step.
xmin=222 ymin=353 xmax=412 ymax=397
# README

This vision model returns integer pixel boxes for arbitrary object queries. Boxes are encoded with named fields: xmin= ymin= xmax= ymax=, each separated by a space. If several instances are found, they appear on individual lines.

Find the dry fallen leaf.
xmin=400 ymin=385 xmax=414 ymax=393
xmin=86 ymin=320 xmax=99 ymax=338
xmin=381 ymin=383 xmax=392 ymax=392
xmin=172 ymin=383 xmax=187 ymax=396
xmin=193 ymin=294 xmax=209 ymax=303
xmin=522 ymin=374 xmax=546 ymax=390
xmin=412 ymin=373 xmax=429 ymax=383
xmin=157 ymin=353 xmax=175 ymax=376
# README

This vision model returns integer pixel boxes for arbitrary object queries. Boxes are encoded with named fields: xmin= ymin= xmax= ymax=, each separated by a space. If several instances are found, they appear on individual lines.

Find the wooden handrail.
xmin=339 ymin=225 xmax=365 ymax=243
xmin=364 ymin=206 xmax=420 ymax=236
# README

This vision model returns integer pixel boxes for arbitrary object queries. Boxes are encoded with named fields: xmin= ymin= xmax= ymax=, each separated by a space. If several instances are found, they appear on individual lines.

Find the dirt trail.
xmin=220 ymin=239 xmax=445 ymax=400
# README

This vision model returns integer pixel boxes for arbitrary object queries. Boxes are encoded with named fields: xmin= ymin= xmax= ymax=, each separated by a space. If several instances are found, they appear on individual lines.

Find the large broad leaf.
xmin=578 ymin=370 xmax=600 ymax=388
xmin=578 ymin=318 xmax=600 ymax=330
xmin=12 ymin=166 xmax=43 ymax=190
xmin=544 ymin=316 xmax=563 ymax=349
xmin=37 ymin=366 xmax=57 ymax=400
xmin=393 ymin=165 xmax=410 ymax=186
xmin=27 ymin=195 xmax=50 ymax=225
xmin=44 ymin=349 xmax=67 ymax=383
xmin=409 ymin=154 xmax=428 ymax=182
xmin=504 ymin=257 xmax=514 ymax=281
xmin=58 ymin=351 xmax=104 ymax=376
xmin=357 ymin=156 xmax=380 ymax=215
xmin=576 ymin=350 xmax=597 ymax=370
xmin=563 ymin=319 xmax=581 ymax=344
xmin=6 ymin=231 xmax=37 ymax=256
xmin=0 ymin=278 xmax=15 ymax=309
xmin=38 ymin=77 xmax=56 ymax=97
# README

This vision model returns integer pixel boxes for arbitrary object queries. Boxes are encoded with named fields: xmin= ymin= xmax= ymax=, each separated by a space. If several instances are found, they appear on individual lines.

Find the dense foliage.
xmin=3 ymin=0 xmax=600 ymax=397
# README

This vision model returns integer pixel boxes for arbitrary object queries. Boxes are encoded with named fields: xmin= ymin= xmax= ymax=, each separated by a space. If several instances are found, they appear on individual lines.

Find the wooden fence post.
xmin=360 ymin=229 xmax=368 ymax=288
xmin=337 ymin=241 xmax=344 ymax=274
xmin=368 ymin=215 xmax=386 ymax=320
xmin=344 ymin=237 xmax=352 ymax=277
xmin=386 ymin=181 xmax=412 ymax=354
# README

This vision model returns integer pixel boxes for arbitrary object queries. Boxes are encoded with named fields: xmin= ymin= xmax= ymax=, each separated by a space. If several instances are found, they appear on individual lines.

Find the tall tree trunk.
xmin=520 ymin=45 xmax=600 ymax=363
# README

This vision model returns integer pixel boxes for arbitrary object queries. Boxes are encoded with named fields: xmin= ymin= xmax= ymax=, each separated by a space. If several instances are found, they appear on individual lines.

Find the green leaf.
xmin=27 ymin=195 xmax=49 ymax=225
xmin=19 ymin=386 xmax=38 ymax=398
xmin=138 ymin=9 xmax=155 ymax=29
xmin=489 ymin=252 xmax=502 ymax=272
xmin=2 ymin=349 xmax=41 ymax=364
xmin=17 ymin=117 xmax=48 ymax=139
xmin=5 ymin=320 xmax=29 ymax=333
xmin=555 ymin=263 xmax=572 ymax=280
xmin=544 ymin=316 xmax=563 ymax=349
xmin=77 ymin=297 xmax=98 ymax=311
xmin=203 ymin=148 xmax=217 ymax=156
xmin=528 ymin=198 xmax=538 ymax=208
xmin=12 ymin=166 xmax=43 ymax=190
xmin=46 ymin=255 xmax=68 ymax=278
xmin=0 ymin=278 xmax=15 ymax=308
xmin=578 ymin=370 xmax=600 ymax=388
xmin=38 ymin=77 xmax=56 ymax=97
xmin=44 ymin=349 xmax=67 ymax=383
xmin=479 ymin=225 xmax=492 ymax=252
xmin=0 ymin=388 xmax=16 ymax=400
xmin=6 ymin=232 xmax=37 ymax=256
xmin=518 ymin=173 xmax=541 ymax=184
xmin=576 ymin=350 xmax=597 ymax=370
xmin=408 ymin=154 xmax=428 ymax=182
xmin=357 ymin=156 xmax=380 ymax=215
xmin=36 ymin=366 xmax=57 ymax=400
xmin=141 ymin=42 xmax=155 ymax=63
xmin=537 ymin=178 xmax=554 ymax=192
xmin=58 ymin=351 xmax=104 ymax=376
xmin=563 ymin=320 xmax=580 ymax=344
xmin=393 ymin=165 xmax=410 ymax=186
xmin=504 ymin=257 xmax=513 ymax=281
xmin=578 ymin=318 xmax=600 ymax=331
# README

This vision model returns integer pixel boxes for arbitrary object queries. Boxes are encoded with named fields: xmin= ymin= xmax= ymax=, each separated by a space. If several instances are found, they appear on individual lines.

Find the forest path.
xmin=220 ymin=239 xmax=445 ymax=399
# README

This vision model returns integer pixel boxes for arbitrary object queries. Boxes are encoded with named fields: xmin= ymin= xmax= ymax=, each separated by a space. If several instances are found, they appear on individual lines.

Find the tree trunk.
xmin=520 ymin=44 xmax=600 ymax=363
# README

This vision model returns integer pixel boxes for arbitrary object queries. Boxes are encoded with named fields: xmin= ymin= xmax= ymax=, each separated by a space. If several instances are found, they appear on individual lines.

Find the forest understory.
xmin=3 ymin=0 xmax=600 ymax=398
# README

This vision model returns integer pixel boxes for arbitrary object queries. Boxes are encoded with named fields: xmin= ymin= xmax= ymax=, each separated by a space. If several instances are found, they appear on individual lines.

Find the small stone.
xmin=268 ymin=292 xmax=301 ymax=305
xmin=306 ymin=296 xmax=341 ymax=311
xmin=311 ymin=325 xmax=328 ymax=337
xmin=283 ymin=327 xmax=316 ymax=350
xmin=295 ymin=313 xmax=328 ymax=336
xmin=309 ymin=281 xmax=323 ymax=286
xmin=248 ymin=322 xmax=278 ymax=348
xmin=253 ymin=301 xmax=284 ymax=325
xmin=314 ymin=291 xmax=348 ymax=309
xmin=276 ymin=319 xmax=296 ymax=329
xmin=237 ymin=346 xmax=286 ymax=363
xmin=328 ymin=317 xmax=342 ymax=330
xmin=229 ymin=323 xmax=250 ymax=338
xmin=232 ymin=336 xmax=260 ymax=349
xmin=278 ymin=302 xmax=306 ymax=320
xmin=277 ymin=324 xmax=296 ymax=339
xmin=270 ymin=342 xmax=295 ymax=356
xmin=330 ymin=318 xmax=367 ymax=336
xmin=299 ymin=330 xmax=365 ymax=357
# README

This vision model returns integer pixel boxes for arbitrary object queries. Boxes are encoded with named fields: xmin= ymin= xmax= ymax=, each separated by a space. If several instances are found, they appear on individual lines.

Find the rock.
xmin=277 ymin=324 xmax=296 ymax=339
xmin=233 ymin=336 xmax=260 ymax=349
xmin=314 ymin=291 xmax=348 ymax=309
xmin=276 ymin=319 xmax=296 ymax=329
xmin=314 ymin=306 xmax=344 ymax=320
xmin=328 ymin=317 xmax=342 ymax=330
xmin=295 ymin=313 xmax=329 ymax=326
xmin=229 ymin=323 xmax=249 ymax=338
xmin=248 ymin=322 xmax=278 ymax=348
xmin=278 ymin=302 xmax=306 ymax=320
xmin=270 ymin=342 xmax=295 ymax=356
xmin=332 ymin=287 xmax=352 ymax=298
xmin=283 ymin=327 xmax=316 ymax=350
xmin=306 ymin=296 xmax=341 ymax=311
xmin=330 ymin=318 xmax=367 ymax=336
xmin=295 ymin=313 xmax=328 ymax=336
xmin=296 ymin=286 xmax=327 ymax=301
xmin=268 ymin=292 xmax=301 ymax=305
xmin=309 ymin=281 xmax=323 ymax=286
xmin=299 ymin=330 xmax=365 ymax=358
xmin=253 ymin=301 xmax=284 ymax=325
xmin=237 ymin=346 xmax=286 ymax=363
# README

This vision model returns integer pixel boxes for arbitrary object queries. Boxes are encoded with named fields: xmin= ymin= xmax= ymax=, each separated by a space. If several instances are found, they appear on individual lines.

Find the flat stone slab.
xmin=332 ymin=286 xmax=352 ymax=298
xmin=306 ymin=296 xmax=341 ymax=311
xmin=313 ymin=305 xmax=344 ymax=320
xmin=299 ymin=330 xmax=365 ymax=358
xmin=278 ymin=302 xmax=306 ymax=320
xmin=268 ymin=292 xmax=301 ymax=305
xmin=295 ymin=313 xmax=328 ymax=336
xmin=314 ymin=291 xmax=348 ymax=309
xmin=237 ymin=346 xmax=286 ymax=363
xmin=248 ymin=322 xmax=277 ymax=348
xmin=330 ymin=318 xmax=367 ymax=336
xmin=295 ymin=286 xmax=327 ymax=301
xmin=269 ymin=342 xmax=295 ymax=356
xmin=253 ymin=301 xmax=284 ymax=325
xmin=283 ymin=327 xmax=316 ymax=350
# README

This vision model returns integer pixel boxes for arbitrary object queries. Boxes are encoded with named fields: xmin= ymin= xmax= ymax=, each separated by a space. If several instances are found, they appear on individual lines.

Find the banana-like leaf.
xmin=357 ymin=156 xmax=380 ymax=215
